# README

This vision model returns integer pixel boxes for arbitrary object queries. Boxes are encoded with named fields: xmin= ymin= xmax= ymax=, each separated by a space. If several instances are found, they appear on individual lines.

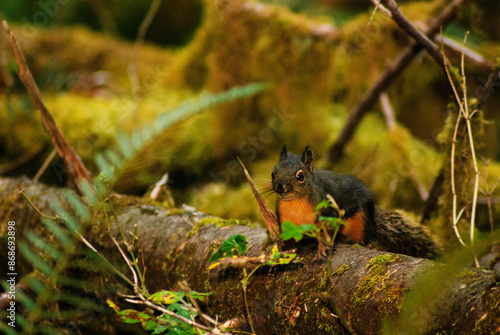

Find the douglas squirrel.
xmin=271 ymin=145 xmax=438 ymax=258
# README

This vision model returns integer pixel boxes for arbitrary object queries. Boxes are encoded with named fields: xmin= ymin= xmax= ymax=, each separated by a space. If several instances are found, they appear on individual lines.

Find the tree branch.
xmin=382 ymin=0 xmax=447 ymax=66
xmin=2 ymin=21 xmax=92 ymax=189
xmin=328 ymin=0 xmax=470 ymax=162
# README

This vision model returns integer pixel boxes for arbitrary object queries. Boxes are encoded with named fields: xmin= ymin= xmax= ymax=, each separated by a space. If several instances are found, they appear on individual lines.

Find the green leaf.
xmin=145 ymin=319 xmax=160 ymax=331
xmin=267 ymin=245 xmax=297 ymax=265
xmin=104 ymin=149 xmax=124 ymax=169
xmin=300 ymin=224 xmax=318 ymax=233
xmin=49 ymin=200 xmax=80 ymax=233
xmin=15 ymin=288 xmax=34 ymax=311
xmin=210 ymin=234 xmax=248 ymax=262
xmin=148 ymin=290 xmax=185 ymax=305
xmin=26 ymin=276 xmax=45 ymax=293
xmin=78 ymin=179 xmax=100 ymax=205
xmin=19 ymin=242 xmax=53 ymax=276
xmin=319 ymin=216 xmax=340 ymax=227
xmin=24 ymin=231 xmax=62 ymax=261
xmin=42 ymin=217 xmax=72 ymax=247
xmin=189 ymin=291 xmax=212 ymax=301
xmin=118 ymin=309 xmax=153 ymax=324
xmin=94 ymin=152 xmax=111 ymax=175
xmin=63 ymin=190 xmax=90 ymax=221
xmin=279 ymin=221 xmax=317 ymax=241
xmin=315 ymin=199 xmax=332 ymax=211
xmin=117 ymin=130 xmax=133 ymax=158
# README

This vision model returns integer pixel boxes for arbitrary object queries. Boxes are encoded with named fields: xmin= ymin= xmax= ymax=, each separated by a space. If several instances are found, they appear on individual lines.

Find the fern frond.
xmin=96 ymin=82 xmax=271 ymax=186
xmin=18 ymin=242 xmax=54 ymax=276
xmin=24 ymin=231 xmax=63 ymax=260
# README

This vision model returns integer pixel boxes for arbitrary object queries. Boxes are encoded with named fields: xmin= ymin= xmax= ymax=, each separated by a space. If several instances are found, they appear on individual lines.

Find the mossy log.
xmin=0 ymin=177 xmax=499 ymax=334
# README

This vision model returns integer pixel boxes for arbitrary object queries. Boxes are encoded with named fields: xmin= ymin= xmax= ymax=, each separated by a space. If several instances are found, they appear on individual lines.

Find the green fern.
xmin=95 ymin=82 xmax=271 ymax=185
xmin=0 ymin=82 xmax=271 ymax=334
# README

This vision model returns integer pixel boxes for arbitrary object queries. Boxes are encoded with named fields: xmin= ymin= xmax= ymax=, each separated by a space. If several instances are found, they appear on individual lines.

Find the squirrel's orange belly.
xmin=340 ymin=211 xmax=365 ymax=243
xmin=277 ymin=199 xmax=316 ymax=225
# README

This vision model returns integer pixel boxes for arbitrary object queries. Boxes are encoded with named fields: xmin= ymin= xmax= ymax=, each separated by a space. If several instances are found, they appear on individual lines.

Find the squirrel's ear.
xmin=279 ymin=145 xmax=288 ymax=161
xmin=301 ymin=146 xmax=314 ymax=173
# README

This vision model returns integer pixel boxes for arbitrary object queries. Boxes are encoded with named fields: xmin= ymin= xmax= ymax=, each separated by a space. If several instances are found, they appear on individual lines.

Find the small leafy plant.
xmin=209 ymin=234 xmax=298 ymax=333
xmin=209 ymin=234 xmax=248 ymax=262
xmin=108 ymin=288 xmax=212 ymax=335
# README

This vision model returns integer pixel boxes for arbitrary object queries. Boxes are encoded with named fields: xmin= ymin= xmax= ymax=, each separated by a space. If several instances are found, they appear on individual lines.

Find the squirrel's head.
xmin=271 ymin=145 xmax=314 ymax=201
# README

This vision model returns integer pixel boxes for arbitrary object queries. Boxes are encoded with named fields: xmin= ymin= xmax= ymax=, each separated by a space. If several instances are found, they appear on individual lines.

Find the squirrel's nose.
xmin=276 ymin=183 xmax=284 ymax=193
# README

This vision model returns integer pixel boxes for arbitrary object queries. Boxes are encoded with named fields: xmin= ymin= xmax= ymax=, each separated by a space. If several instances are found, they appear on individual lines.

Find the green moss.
xmin=368 ymin=254 xmax=400 ymax=267
xmin=332 ymin=264 xmax=349 ymax=276
xmin=187 ymin=216 xmax=252 ymax=237
xmin=455 ymin=269 xmax=480 ymax=284
xmin=351 ymin=254 xmax=400 ymax=307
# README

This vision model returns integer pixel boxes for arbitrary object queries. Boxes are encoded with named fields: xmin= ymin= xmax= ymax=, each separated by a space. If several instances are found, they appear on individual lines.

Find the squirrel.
xmin=271 ymin=145 xmax=438 ymax=259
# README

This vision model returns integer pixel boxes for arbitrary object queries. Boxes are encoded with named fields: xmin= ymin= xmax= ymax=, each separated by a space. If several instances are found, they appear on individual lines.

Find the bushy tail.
xmin=373 ymin=208 xmax=439 ymax=259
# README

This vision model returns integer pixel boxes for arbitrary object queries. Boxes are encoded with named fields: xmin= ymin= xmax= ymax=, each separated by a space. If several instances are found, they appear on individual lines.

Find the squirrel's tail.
xmin=372 ymin=208 xmax=439 ymax=259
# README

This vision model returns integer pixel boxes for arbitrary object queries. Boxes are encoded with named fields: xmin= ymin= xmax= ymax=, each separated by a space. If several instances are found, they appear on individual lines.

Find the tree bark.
xmin=0 ymin=177 xmax=498 ymax=334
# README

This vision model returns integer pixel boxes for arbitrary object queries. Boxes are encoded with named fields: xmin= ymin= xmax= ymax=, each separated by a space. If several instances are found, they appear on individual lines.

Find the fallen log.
xmin=0 ymin=177 xmax=498 ymax=334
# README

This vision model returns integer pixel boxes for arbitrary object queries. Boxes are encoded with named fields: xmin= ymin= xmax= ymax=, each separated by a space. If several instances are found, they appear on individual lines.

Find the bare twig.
xmin=459 ymin=33 xmax=481 ymax=267
xmin=125 ymin=298 xmax=230 ymax=334
xmin=382 ymin=0 xmax=448 ymax=66
xmin=178 ymin=281 xmax=218 ymax=328
xmin=434 ymin=35 xmax=495 ymax=72
xmin=442 ymin=31 xmax=481 ymax=266
xmin=441 ymin=33 xmax=467 ymax=247
xmin=2 ymin=21 xmax=93 ymax=190
xmin=33 ymin=148 xmax=57 ymax=182
xmin=18 ymin=183 xmax=58 ymax=220
xmin=328 ymin=0 xmax=470 ymax=162
xmin=379 ymin=92 xmax=396 ymax=130
xmin=369 ymin=0 xmax=392 ymax=21
xmin=368 ymin=0 xmax=390 ymax=25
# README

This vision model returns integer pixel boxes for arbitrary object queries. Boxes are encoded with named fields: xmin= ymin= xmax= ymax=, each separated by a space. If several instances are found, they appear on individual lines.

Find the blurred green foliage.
xmin=0 ymin=0 xmax=203 ymax=46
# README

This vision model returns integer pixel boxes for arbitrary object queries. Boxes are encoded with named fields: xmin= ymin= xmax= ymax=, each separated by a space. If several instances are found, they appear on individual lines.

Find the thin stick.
xmin=382 ymin=0 xmax=448 ymax=66
xmin=459 ymin=32 xmax=480 ymax=267
xmin=368 ymin=0 xmax=391 ymax=25
xmin=18 ymin=183 xmax=58 ymax=220
xmin=434 ymin=35 xmax=494 ymax=72
xmin=440 ymin=31 xmax=467 ymax=247
xmin=33 ymin=148 xmax=57 ymax=182
xmin=369 ymin=0 xmax=392 ymax=20
xmin=2 ymin=21 xmax=92 ymax=190
xmin=379 ymin=92 xmax=396 ymax=130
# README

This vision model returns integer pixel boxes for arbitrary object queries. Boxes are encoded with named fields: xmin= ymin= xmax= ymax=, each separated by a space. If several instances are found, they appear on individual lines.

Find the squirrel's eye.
xmin=296 ymin=170 xmax=305 ymax=183
xmin=271 ymin=171 xmax=275 ymax=179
